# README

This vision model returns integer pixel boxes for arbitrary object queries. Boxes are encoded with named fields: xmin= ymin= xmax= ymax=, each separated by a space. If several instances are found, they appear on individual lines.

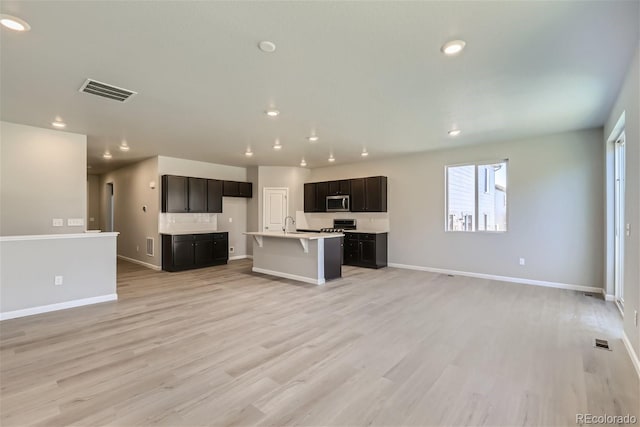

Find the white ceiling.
xmin=1 ymin=1 xmax=638 ymax=174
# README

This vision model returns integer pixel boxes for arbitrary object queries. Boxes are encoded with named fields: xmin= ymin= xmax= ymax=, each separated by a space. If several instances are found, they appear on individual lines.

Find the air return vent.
xmin=79 ymin=79 xmax=137 ymax=102
xmin=593 ymin=338 xmax=611 ymax=351
xmin=146 ymin=237 xmax=154 ymax=257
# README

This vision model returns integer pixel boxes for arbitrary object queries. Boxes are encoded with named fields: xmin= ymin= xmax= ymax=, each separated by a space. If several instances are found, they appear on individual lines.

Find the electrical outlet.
xmin=52 ymin=218 xmax=64 ymax=227
xmin=229 ymin=217 xmax=233 ymax=223
xmin=229 ymin=246 xmax=235 ymax=253
xmin=67 ymin=218 xmax=84 ymax=226
xmin=519 ymin=258 xmax=525 ymax=266
xmin=54 ymin=275 xmax=63 ymax=286
xmin=136 ymin=245 xmax=139 ymax=252
xmin=626 ymin=223 xmax=631 ymax=237
xmin=635 ymin=310 xmax=638 ymax=327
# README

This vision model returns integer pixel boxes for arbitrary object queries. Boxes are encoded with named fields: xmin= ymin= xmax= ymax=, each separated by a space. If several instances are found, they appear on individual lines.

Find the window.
xmin=446 ymin=160 xmax=508 ymax=232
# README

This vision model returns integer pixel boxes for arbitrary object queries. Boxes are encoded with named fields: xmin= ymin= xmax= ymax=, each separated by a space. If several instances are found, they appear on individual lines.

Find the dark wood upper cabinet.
xmin=304 ymin=183 xmax=317 ymax=212
xmin=328 ymin=180 xmax=350 ymax=196
xmin=316 ymin=182 xmax=328 ymax=212
xmin=238 ymin=181 xmax=252 ymax=197
xmin=222 ymin=180 xmax=253 ymax=198
xmin=188 ymin=177 xmax=207 ymax=213
xmin=350 ymin=176 xmax=387 ymax=212
xmin=162 ymin=175 xmax=189 ymax=213
xmin=206 ymin=179 xmax=223 ymax=213
xmin=350 ymin=178 xmax=366 ymax=212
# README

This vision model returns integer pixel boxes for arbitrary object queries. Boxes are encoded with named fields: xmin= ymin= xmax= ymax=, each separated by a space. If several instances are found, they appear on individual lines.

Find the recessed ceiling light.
xmin=441 ymin=40 xmax=466 ymax=56
xmin=258 ymin=40 xmax=276 ymax=53
xmin=103 ymin=151 xmax=112 ymax=160
xmin=448 ymin=129 xmax=461 ymax=137
xmin=245 ymin=148 xmax=253 ymax=157
xmin=51 ymin=120 xmax=66 ymax=129
xmin=328 ymin=154 xmax=335 ymax=163
xmin=273 ymin=139 xmax=282 ymax=150
xmin=265 ymin=109 xmax=280 ymax=117
xmin=361 ymin=149 xmax=369 ymax=157
xmin=119 ymin=141 xmax=130 ymax=152
xmin=300 ymin=159 xmax=307 ymax=167
xmin=307 ymin=135 xmax=319 ymax=143
xmin=0 ymin=15 xmax=31 ymax=32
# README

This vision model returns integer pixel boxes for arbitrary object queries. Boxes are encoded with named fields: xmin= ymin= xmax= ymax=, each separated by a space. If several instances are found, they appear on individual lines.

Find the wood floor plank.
xmin=1 ymin=259 xmax=637 ymax=426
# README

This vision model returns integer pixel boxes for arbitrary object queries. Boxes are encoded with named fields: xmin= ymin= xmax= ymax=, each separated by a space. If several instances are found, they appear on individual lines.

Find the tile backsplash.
xmin=295 ymin=211 xmax=389 ymax=232
xmin=159 ymin=213 xmax=218 ymax=234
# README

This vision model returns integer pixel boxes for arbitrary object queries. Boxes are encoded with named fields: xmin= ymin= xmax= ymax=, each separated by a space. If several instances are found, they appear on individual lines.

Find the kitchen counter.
xmin=244 ymin=231 xmax=343 ymax=285
xmin=245 ymin=231 xmax=343 ymax=240
xmin=159 ymin=230 xmax=219 ymax=235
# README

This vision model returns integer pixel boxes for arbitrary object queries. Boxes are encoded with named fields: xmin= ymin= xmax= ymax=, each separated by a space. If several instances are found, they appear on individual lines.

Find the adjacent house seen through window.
xmin=446 ymin=160 xmax=508 ymax=232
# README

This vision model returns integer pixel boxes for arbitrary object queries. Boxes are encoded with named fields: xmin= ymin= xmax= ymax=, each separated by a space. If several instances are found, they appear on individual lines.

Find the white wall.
xmin=246 ymin=166 xmax=259 ymax=255
xmin=0 ymin=234 xmax=118 ymax=318
xmin=310 ymin=128 xmax=604 ymax=289
xmin=605 ymin=45 xmax=639 ymax=361
xmin=257 ymin=166 xmax=311 ymax=231
xmin=158 ymin=156 xmax=249 ymax=258
xmin=0 ymin=121 xmax=87 ymax=236
xmin=100 ymin=157 xmax=160 ymax=268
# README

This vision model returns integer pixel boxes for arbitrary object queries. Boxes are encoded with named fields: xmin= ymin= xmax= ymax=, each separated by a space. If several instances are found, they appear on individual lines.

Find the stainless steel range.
xmin=320 ymin=219 xmax=357 ymax=233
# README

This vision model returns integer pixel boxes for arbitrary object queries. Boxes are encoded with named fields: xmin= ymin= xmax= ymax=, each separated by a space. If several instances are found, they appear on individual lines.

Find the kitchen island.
xmin=244 ymin=231 xmax=343 ymax=285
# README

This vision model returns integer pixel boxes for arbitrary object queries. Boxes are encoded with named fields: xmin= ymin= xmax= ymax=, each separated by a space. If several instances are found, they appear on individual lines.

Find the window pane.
xmin=447 ymin=165 xmax=476 ymax=231
xmin=477 ymin=161 xmax=507 ymax=231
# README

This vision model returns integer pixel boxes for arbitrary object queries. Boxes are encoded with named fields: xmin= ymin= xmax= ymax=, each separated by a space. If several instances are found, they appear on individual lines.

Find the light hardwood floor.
xmin=1 ymin=259 xmax=638 ymax=426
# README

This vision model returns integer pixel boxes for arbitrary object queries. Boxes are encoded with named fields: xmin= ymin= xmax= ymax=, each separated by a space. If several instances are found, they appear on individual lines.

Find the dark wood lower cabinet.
xmin=162 ymin=232 xmax=228 ymax=272
xmin=323 ymin=237 xmax=343 ymax=281
xmin=343 ymin=232 xmax=387 ymax=269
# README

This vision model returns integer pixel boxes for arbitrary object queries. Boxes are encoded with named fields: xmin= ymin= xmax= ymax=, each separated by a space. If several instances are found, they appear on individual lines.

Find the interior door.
xmin=263 ymin=188 xmax=288 ymax=231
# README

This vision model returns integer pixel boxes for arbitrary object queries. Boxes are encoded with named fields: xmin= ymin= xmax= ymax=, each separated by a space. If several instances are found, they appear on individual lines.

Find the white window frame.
xmin=444 ymin=159 xmax=509 ymax=233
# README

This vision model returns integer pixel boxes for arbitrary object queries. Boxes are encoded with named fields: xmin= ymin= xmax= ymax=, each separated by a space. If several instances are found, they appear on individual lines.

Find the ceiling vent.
xmin=79 ymin=79 xmax=137 ymax=102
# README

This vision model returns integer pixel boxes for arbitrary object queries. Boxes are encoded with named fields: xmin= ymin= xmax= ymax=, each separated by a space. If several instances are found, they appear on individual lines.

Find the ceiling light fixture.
xmin=273 ymin=139 xmax=282 ymax=150
xmin=103 ymin=151 xmax=112 ymax=160
xmin=0 ymin=14 xmax=31 ymax=32
xmin=441 ymin=40 xmax=466 ymax=56
xmin=51 ymin=120 xmax=66 ymax=129
xmin=361 ymin=149 xmax=369 ymax=157
xmin=307 ymin=135 xmax=319 ymax=143
xmin=258 ymin=40 xmax=277 ymax=53
xmin=300 ymin=159 xmax=307 ymax=167
xmin=328 ymin=154 xmax=335 ymax=163
xmin=448 ymin=129 xmax=461 ymax=137
xmin=265 ymin=109 xmax=280 ymax=117
xmin=245 ymin=148 xmax=253 ymax=157
xmin=119 ymin=141 xmax=130 ymax=152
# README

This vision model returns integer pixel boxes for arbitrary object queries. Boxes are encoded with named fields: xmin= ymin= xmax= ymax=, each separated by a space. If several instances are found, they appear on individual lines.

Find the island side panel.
xmin=252 ymin=237 xmax=324 ymax=285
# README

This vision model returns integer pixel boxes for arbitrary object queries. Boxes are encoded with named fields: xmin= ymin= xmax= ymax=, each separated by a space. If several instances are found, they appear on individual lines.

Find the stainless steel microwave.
xmin=326 ymin=195 xmax=350 ymax=212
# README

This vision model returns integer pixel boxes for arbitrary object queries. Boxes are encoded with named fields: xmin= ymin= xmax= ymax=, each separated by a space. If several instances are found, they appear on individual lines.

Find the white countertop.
xmin=160 ymin=230 xmax=225 ymax=235
xmin=342 ymin=230 xmax=388 ymax=234
xmin=245 ymin=231 xmax=343 ymax=240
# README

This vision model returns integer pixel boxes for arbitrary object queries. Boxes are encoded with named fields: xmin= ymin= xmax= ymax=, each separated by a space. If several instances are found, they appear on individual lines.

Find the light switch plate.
xmin=67 ymin=218 xmax=84 ymax=226
xmin=52 ymin=218 xmax=64 ymax=227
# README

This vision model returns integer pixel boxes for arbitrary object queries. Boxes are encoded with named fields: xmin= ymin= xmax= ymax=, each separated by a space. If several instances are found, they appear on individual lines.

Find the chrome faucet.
xmin=283 ymin=216 xmax=295 ymax=233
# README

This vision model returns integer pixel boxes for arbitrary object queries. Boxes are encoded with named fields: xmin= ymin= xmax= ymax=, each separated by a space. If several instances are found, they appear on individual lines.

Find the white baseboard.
xmin=603 ymin=292 xmax=616 ymax=301
xmin=252 ymin=267 xmax=324 ymax=285
xmin=0 ymin=294 xmax=118 ymax=321
xmin=229 ymin=254 xmax=250 ymax=261
xmin=622 ymin=330 xmax=640 ymax=378
xmin=117 ymin=254 xmax=161 ymax=271
xmin=388 ymin=263 xmax=603 ymax=294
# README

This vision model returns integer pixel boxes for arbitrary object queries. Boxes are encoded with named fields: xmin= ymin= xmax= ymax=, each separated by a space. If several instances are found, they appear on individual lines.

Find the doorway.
xmin=105 ymin=182 xmax=114 ymax=232
xmin=614 ymin=132 xmax=626 ymax=312
xmin=263 ymin=188 xmax=288 ymax=232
